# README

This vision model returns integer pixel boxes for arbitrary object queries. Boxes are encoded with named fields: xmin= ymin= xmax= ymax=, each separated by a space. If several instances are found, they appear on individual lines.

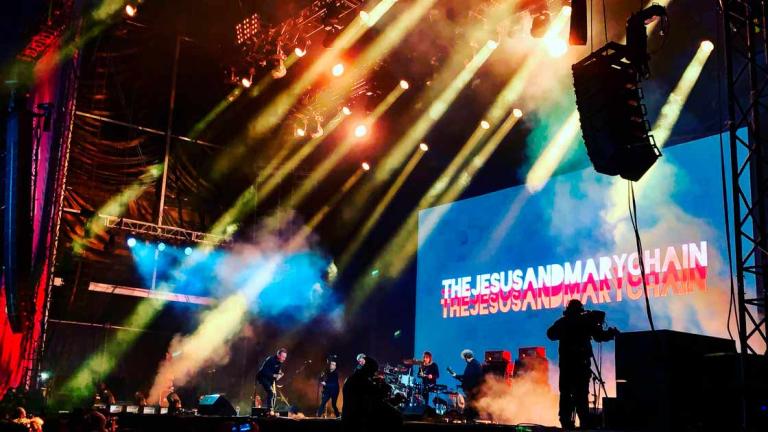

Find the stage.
xmin=59 ymin=413 xmax=569 ymax=432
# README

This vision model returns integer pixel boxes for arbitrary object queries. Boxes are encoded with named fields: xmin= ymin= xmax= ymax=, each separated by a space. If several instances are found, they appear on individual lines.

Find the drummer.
xmin=418 ymin=351 xmax=439 ymax=404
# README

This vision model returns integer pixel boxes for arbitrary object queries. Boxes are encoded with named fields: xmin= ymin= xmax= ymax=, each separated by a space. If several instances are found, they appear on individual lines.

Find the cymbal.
xmin=402 ymin=358 xmax=423 ymax=365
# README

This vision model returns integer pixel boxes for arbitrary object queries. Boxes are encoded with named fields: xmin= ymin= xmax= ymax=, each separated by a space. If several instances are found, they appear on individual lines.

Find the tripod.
xmin=588 ymin=342 xmax=609 ymax=427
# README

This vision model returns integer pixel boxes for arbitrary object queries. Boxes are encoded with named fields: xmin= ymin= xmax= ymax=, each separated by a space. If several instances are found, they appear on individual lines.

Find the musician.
xmin=547 ymin=299 xmax=618 ymax=429
xmin=94 ymin=382 xmax=115 ymax=405
xmin=355 ymin=353 xmax=366 ymax=370
xmin=418 ymin=351 xmax=439 ymax=403
xmin=256 ymin=348 xmax=287 ymax=414
xmin=166 ymin=388 xmax=182 ymax=414
xmin=449 ymin=349 xmax=483 ymax=421
xmin=316 ymin=360 xmax=340 ymax=417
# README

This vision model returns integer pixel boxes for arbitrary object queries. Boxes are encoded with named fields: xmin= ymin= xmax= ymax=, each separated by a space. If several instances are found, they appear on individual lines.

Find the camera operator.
xmin=547 ymin=299 xmax=618 ymax=430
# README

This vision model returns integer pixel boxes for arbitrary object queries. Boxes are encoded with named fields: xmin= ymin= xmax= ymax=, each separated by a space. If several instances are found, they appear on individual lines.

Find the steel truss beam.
xmin=723 ymin=0 xmax=768 ymax=428
xmin=100 ymin=215 xmax=226 ymax=245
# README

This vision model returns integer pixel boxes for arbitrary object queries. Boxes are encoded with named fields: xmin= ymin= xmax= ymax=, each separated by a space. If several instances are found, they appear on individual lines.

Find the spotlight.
xmin=701 ymin=40 xmax=714 ymax=52
xmin=157 ymin=242 xmax=166 ymax=252
xmin=562 ymin=5 xmax=573 ymax=16
xmin=360 ymin=10 xmax=370 ymax=24
xmin=271 ymin=59 xmax=287 ymax=79
xmin=125 ymin=4 xmax=138 ymax=17
xmin=530 ymin=10 xmax=552 ymax=38
xmin=400 ymin=80 xmax=410 ymax=90
xmin=342 ymin=106 xmax=352 ymax=115
xmin=332 ymin=63 xmax=345 ymax=77
xmin=513 ymin=108 xmax=523 ymax=118
xmin=488 ymin=39 xmax=499 ymax=50
xmin=480 ymin=120 xmax=490 ymax=129
xmin=39 ymin=371 xmax=51 ymax=382
xmin=310 ymin=118 xmax=324 ymax=138
xmin=354 ymin=124 xmax=368 ymax=138
xmin=544 ymin=37 xmax=568 ymax=57
xmin=295 ymin=47 xmax=307 ymax=57
xmin=241 ymin=77 xmax=252 ymax=88
xmin=184 ymin=247 xmax=193 ymax=256
xmin=361 ymin=162 xmax=371 ymax=171
xmin=296 ymin=127 xmax=306 ymax=137
xmin=419 ymin=143 xmax=429 ymax=152
xmin=127 ymin=237 xmax=137 ymax=248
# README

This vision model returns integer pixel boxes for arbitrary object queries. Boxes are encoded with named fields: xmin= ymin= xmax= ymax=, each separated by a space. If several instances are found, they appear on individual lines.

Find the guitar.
xmin=447 ymin=366 xmax=461 ymax=381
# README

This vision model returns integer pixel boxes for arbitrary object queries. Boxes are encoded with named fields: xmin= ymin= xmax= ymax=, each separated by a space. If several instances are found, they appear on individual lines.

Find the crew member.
xmin=256 ymin=348 xmax=287 ymax=414
xmin=450 ymin=349 xmax=483 ymax=421
xmin=342 ymin=355 xmax=401 ymax=431
xmin=547 ymin=299 xmax=618 ymax=430
xmin=317 ymin=359 xmax=340 ymax=417
xmin=418 ymin=351 xmax=439 ymax=404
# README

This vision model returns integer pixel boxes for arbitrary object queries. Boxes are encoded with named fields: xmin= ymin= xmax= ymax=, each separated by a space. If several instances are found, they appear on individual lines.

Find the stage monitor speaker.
xmin=400 ymin=404 xmax=435 ymax=420
xmin=614 ymin=330 xmax=738 ymax=431
xmin=198 ymin=394 xmax=237 ymax=416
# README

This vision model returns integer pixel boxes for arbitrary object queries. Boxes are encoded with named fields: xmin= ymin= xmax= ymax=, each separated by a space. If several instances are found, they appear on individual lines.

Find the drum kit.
xmin=381 ymin=358 xmax=465 ymax=421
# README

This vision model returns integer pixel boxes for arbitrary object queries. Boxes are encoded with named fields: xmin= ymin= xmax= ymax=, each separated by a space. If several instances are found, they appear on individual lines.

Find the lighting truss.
xmin=722 ymin=0 xmax=768 ymax=428
xmin=99 ymin=215 xmax=226 ymax=245
xmin=234 ymin=0 xmax=364 ymax=66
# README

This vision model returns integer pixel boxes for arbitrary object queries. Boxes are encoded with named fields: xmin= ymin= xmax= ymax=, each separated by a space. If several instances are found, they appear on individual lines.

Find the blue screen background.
xmin=415 ymin=132 xmax=741 ymax=392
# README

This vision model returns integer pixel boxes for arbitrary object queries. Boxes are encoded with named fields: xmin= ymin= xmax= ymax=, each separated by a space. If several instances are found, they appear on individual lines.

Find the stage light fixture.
xmin=530 ymin=10 xmax=551 ymax=38
xmin=342 ymin=106 xmax=352 ymax=115
xmin=362 ymin=162 xmax=371 ymax=171
xmin=296 ymin=127 xmax=306 ymax=137
xmin=400 ymin=80 xmax=410 ymax=90
xmin=332 ymin=63 xmax=345 ymax=77
xmin=295 ymin=47 xmax=307 ymax=57
xmin=360 ymin=10 xmax=371 ymax=24
xmin=701 ymin=40 xmax=714 ymax=52
xmin=513 ymin=108 xmax=523 ymax=118
xmin=354 ymin=124 xmax=368 ymax=138
xmin=271 ymin=59 xmax=287 ymax=79
xmin=240 ymin=77 xmax=252 ymax=88
xmin=127 ymin=237 xmax=137 ymax=248
xmin=125 ymin=4 xmax=138 ymax=17
xmin=157 ymin=242 xmax=166 ymax=252
xmin=480 ymin=120 xmax=490 ymax=129
xmin=544 ymin=36 xmax=568 ymax=57
xmin=419 ymin=143 xmax=429 ymax=151
xmin=184 ymin=247 xmax=193 ymax=256
xmin=39 ymin=371 xmax=51 ymax=382
xmin=310 ymin=118 xmax=324 ymax=138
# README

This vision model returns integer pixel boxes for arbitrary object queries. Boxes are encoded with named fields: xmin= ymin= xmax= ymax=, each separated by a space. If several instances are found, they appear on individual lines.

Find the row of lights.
xmin=127 ymin=237 xmax=194 ymax=256
xmin=294 ymin=79 xmax=411 ymax=139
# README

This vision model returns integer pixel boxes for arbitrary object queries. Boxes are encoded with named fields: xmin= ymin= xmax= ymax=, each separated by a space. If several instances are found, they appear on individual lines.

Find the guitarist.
xmin=448 ymin=349 xmax=483 ymax=421
xmin=257 ymin=348 xmax=287 ymax=414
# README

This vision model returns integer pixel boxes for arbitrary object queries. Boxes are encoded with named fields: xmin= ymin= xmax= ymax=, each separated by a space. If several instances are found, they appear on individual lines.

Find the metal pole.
xmin=157 ymin=35 xmax=181 ymax=226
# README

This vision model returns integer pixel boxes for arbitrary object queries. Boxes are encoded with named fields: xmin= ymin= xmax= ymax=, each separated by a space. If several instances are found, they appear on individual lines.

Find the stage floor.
xmin=107 ymin=414 xmax=604 ymax=432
